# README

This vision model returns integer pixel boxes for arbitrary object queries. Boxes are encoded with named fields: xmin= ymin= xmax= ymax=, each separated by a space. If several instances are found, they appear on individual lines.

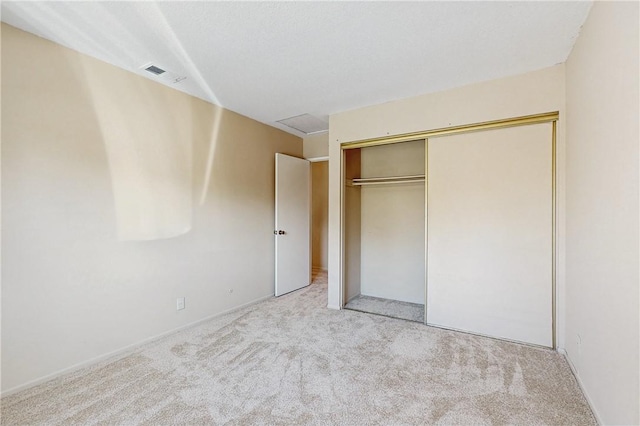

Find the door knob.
xmin=278 ymin=230 xmax=286 ymax=235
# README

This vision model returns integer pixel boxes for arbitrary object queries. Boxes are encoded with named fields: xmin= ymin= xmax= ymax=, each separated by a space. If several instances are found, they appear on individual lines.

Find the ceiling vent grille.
xmin=139 ymin=63 xmax=186 ymax=85
xmin=277 ymin=114 xmax=328 ymax=135
xmin=144 ymin=65 xmax=166 ymax=75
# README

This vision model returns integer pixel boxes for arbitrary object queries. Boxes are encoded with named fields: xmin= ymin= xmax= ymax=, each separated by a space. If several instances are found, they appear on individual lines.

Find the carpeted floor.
xmin=1 ymin=270 xmax=595 ymax=425
xmin=345 ymin=294 xmax=425 ymax=323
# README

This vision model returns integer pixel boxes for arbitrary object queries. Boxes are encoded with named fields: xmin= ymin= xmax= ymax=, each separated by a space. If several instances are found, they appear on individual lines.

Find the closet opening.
xmin=339 ymin=112 xmax=559 ymax=348
xmin=342 ymin=139 xmax=426 ymax=323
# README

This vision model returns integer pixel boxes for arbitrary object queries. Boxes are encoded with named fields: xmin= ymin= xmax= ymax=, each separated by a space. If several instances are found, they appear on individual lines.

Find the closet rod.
xmin=353 ymin=180 xmax=425 ymax=186
xmin=351 ymin=174 xmax=425 ymax=186
xmin=353 ymin=174 xmax=425 ymax=182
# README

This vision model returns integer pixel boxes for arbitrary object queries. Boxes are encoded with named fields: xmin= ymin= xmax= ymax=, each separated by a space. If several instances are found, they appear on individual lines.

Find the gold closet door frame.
xmin=339 ymin=111 xmax=559 ymax=348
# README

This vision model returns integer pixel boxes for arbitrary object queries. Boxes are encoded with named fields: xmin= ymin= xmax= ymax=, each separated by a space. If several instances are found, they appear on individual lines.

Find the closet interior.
xmin=343 ymin=139 xmax=426 ymax=323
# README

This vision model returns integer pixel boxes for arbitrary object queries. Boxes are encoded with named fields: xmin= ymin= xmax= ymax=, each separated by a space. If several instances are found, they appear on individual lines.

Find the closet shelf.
xmin=349 ymin=174 xmax=425 ymax=186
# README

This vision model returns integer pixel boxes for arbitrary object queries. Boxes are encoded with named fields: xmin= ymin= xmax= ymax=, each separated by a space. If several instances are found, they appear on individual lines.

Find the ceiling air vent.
xmin=144 ymin=65 xmax=166 ymax=75
xmin=277 ymin=114 xmax=328 ymax=135
xmin=139 ymin=63 xmax=186 ymax=85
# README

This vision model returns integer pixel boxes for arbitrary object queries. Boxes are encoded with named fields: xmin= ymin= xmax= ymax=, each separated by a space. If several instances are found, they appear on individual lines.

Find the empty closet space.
xmin=343 ymin=140 xmax=426 ymax=323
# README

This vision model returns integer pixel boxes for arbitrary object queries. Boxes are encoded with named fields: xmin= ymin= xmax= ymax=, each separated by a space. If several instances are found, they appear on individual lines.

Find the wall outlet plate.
xmin=177 ymin=297 xmax=185 ymax=311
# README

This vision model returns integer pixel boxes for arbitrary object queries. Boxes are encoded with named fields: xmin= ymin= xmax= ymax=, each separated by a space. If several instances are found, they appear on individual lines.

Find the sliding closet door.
xmin=427 ymin=123 xmax=553 ymax=347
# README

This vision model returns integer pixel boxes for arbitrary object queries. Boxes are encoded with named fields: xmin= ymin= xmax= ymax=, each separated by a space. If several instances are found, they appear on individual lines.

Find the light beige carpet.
xmin=2 ymin=271 xmax=595 ymax=425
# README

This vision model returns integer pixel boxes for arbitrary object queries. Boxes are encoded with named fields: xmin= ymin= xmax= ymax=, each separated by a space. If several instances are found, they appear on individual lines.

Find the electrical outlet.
xmin=176 ymin=297 xmax=185 ymax=311
xmin=228 ymin=289 xmax=233 ymax=294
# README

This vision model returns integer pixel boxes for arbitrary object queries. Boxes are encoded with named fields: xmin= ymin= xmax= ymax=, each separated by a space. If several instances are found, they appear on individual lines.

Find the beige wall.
xmin=359 ymin=141 xmax=425 ymax=304
xmin=328 ymin=66 xmax=566 ymax=319
xmin=311 ymin=161 xmax=328 ymax=270
xmin=565 ymin=2 xmax=639 ymax=424
xmin=0 ymin=21 xmax=3 ymax=394
xmin=1 ymin=24 xmax=302 ymax=392
xmin=307 ymin=133 xmax=330 ymax=271
xmin=343 ymin=149 xmax=362 ymax=303
xmin=303 ymin=132 xmax=329 ymax=159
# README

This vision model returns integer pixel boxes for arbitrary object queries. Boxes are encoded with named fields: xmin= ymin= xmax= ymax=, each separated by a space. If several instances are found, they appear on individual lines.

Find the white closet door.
xmin=427 ymin=123 xmax=553 ymax=347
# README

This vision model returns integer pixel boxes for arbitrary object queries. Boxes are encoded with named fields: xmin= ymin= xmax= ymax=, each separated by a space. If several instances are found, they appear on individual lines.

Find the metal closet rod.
xmin=350 ymin=174 xmax=426 ymax=186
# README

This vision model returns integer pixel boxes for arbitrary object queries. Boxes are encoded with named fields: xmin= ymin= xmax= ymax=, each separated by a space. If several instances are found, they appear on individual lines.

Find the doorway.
xmin=311 ymin=160 xmax=328 ymax=282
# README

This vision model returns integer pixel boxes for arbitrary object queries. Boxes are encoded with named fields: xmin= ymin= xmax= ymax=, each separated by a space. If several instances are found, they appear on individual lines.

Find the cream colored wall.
xmin=344 ymin=149 xmax=362 ymax=303
xmin=0 ymin=21 xmax=3 ymax=393
xmin=328 ymin=66 xmax=566 ymax=322
xmin=359 ymin=141 xmax=425 ymax=304
xmin=303 ymin=132 xmax=329 ymax=159
xmin=311 ymin=161 xmax=328 ymax=270
xmin=565 ymin=2 xmax=639 ymax=424
xmin=1 ymin=24 xmax=302 ymax=392
xmin=307 ymin=134 xmax=329 ymax=270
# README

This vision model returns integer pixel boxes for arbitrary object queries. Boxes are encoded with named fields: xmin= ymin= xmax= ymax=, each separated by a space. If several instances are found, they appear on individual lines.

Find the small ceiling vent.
xmin=277 ymin=114 xmax=328 ymax=135
xmin=145 ymin=65 xmax=166 ymax=75
xmin=139 ymin=63 xmax=187 ymax=85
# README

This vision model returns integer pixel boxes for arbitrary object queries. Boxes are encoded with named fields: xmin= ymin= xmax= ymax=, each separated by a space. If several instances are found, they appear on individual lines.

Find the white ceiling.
xmin=1 ymin=1 xmax=592 ymax=137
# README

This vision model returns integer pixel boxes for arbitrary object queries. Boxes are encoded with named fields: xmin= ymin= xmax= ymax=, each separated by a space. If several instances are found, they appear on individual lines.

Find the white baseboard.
xmin=557 ymin=348 xmax=603 ymax=425
xmin=1 ymin=293 xmax=274 ymax=397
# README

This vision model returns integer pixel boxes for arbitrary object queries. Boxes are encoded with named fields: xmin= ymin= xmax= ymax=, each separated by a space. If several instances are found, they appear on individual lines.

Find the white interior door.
xmin=427 ymin=123 xmax=553 ymax=347
xmin=275 ymin=153 xmax=311 ymax=296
